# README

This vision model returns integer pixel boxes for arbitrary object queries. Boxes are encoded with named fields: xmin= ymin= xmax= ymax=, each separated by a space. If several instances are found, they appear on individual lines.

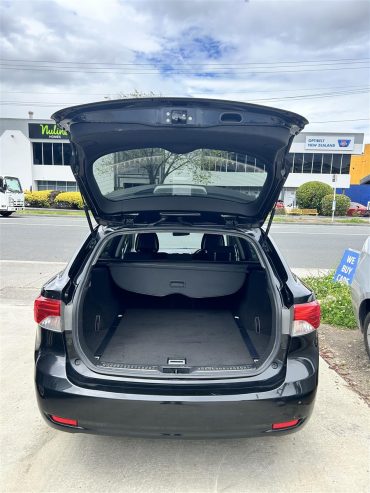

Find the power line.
xmin=1 ymin=85 xmax=369 ymax=97
xmin=1 ymin=56 xmax=369 ymax=66
xmin=1 ymin=65 xmax=369 ymax=75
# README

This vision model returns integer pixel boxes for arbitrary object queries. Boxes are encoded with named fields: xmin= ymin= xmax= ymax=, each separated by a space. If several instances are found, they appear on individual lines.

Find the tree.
xmin=296 ymin=181 xmax=332 ymax=214
xmin=321 ymin=194 xmax=350 ymax=216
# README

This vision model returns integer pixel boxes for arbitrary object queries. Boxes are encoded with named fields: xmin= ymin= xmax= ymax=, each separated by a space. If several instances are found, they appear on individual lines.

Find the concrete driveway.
xmin=1 ymin=261 xmax=370 ymax=493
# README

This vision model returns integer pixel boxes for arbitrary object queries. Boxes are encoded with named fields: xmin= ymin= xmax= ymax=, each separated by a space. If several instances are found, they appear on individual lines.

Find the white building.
xmin=0 ymin=118 xmax=365 ymax=206
xmin=0 ymin=118 xmax=75 ymax=192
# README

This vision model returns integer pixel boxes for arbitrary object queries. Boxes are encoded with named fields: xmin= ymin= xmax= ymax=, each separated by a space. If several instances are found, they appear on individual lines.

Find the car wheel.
xmin=364 ymin=313 xmax=370 ymax=360
xmin=0 ymin=211 xmax=13 ymax=217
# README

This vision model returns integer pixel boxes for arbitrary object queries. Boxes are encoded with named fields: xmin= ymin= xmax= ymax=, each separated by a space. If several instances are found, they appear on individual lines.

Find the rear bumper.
xmin=35 ymin=349 xmax=318 ymax=438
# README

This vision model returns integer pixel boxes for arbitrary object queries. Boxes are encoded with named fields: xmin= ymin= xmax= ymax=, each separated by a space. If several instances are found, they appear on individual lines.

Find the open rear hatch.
xmin=52 ymin=97 xmax=307 ymax=227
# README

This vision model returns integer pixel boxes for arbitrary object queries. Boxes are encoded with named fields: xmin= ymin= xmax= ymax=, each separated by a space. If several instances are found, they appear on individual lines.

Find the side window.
xmin=230 ymin=237 xmax=258 ymax=261
xmin=99 ymin=235 xmax=132 ymax=259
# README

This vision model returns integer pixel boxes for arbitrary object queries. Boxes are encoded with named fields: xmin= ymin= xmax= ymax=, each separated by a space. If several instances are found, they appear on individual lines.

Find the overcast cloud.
xmin=1 ymin=0 xmax=369 ymax=140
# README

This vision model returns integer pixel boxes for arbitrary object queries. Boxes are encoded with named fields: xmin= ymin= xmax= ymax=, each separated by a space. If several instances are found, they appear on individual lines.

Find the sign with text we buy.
xmin=333 ymin=249 xmax=360 ymax=285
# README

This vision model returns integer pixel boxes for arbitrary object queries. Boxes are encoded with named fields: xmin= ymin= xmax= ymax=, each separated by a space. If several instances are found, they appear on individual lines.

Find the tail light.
xmin=34 ymin=296 xmax=61 ymax=332
xmin=50 ymin=415 xmax=78 ymax=427
xmin=292 ymin=300 xmax=320 ymax=336
xmin=272 ymin=419 xmax=300 ymax=430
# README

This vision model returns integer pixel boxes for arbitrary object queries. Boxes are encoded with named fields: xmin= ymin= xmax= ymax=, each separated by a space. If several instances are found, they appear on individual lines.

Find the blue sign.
xmin=333 ymin=249 xmax=360 ymax=285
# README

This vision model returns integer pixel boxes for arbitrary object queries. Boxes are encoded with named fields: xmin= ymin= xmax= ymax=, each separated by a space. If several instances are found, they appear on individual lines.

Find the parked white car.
xmin=351 ymin=236 xmax=370 ymax=358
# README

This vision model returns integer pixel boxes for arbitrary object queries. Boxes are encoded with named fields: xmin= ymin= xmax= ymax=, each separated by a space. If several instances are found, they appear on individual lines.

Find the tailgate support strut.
xmin=82 ymin=200 xmax=94 ymax=233
xmin=265 ymin=203 xmax=276 ymax=236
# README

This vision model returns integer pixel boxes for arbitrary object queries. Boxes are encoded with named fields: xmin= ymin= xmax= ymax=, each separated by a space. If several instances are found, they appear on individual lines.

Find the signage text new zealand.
xmin=305 ymin=135 xmax=354 ymax=152
xmin=28 ymin=123 xmax=69 ymax=140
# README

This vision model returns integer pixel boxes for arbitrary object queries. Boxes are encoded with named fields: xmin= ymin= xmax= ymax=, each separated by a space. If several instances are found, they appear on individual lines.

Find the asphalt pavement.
xmin=0 ymin=214 xmax=369 ymax=268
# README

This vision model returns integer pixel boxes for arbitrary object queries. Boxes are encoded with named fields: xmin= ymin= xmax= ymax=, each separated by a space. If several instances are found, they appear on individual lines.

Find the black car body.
xmin=35 ymin=98 xmax=320 ymax=438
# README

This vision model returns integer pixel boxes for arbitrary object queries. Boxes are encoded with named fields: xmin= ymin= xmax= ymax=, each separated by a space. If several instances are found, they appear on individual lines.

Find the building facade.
xmin=0 ymin=118 xmax=366 ymax=206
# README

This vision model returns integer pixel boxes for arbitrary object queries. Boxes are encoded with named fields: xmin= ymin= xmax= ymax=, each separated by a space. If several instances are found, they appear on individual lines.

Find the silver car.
xmin=351 ymin=236 xmax=370 ymax=358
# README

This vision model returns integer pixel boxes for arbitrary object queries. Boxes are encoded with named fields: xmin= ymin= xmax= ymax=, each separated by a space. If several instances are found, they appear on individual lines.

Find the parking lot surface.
xmin=1 ymin=259 xmax=370 ymax=493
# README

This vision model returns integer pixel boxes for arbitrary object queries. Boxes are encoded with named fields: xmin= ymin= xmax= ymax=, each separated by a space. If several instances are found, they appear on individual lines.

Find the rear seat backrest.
xmin=124 ymin=233 xmax=163 ymax=261
xmin=135 ymin=233 xmax=159 ymax=253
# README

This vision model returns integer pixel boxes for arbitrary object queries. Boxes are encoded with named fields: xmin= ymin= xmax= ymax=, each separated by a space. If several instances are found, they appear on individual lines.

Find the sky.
xmin=1 ymin=0 xmax=370 ymax=141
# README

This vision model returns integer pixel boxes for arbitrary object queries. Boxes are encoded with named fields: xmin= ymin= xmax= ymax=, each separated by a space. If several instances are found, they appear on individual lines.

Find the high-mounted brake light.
xmin=292 ymin=300 xmax=320 ymax=336
xmin=34 ymin=296 xmax=61 ymax=332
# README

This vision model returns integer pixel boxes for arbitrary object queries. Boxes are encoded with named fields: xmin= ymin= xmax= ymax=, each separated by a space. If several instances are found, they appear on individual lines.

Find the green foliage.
xmin=296 ymin=181 xmax=332 ymax=214
xmin=302 ymin=273 xmax=357 ymax=329
xmin=321 ymin=194 xmax=350 ymax=216
xmin=54 ymin=192 xmax=84 ymax=209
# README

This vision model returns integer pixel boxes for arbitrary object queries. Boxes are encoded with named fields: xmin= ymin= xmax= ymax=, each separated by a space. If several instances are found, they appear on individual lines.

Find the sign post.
xmin=331 ymin=174 xmax=337 ymax=223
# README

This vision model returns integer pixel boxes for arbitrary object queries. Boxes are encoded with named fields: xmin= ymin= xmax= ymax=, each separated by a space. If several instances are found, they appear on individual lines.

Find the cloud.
xmin=0 ymin=0 xmax=369 ymax=140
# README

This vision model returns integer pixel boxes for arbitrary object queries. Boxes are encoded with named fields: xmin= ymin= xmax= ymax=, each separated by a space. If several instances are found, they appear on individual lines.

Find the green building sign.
xmin=28 ymin=123 xmax=69 ymax=140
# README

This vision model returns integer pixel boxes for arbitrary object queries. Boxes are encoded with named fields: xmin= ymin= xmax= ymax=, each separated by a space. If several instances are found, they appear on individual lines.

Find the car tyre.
xmin=0 ymin=212 xmax=13 ymax=217
xmin=364 ymin=313 xmax=370 ymax=360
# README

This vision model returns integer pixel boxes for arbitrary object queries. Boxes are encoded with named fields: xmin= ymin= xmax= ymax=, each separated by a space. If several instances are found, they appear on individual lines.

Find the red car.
xmin=275 ymin=200 xmax=285 ymax=209
xmin=347 ymin=202 xmax=369 ymax=217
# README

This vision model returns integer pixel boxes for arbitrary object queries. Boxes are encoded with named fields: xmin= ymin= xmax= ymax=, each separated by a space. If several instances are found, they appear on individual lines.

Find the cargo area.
xmin=76 ymin=231 xmax=278 ymax=377
xmin=98 ymin=308 xmax=255 ymax=368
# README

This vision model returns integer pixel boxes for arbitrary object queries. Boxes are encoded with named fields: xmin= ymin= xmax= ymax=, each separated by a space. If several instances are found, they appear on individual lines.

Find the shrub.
xmin=54 ymin=192 xmax=84 ymax=209
xmin=296 ymin=181 xmax=332 ymax=214
xmin=25 ymin=190 xmax=52 ymax=208
xmin=274 ymin=207 xmax=286 ymax=215
xmin=302 ymin=273 xmax=357 ymax=329
xmin=321 ymin=194 xmax=351 ymax=216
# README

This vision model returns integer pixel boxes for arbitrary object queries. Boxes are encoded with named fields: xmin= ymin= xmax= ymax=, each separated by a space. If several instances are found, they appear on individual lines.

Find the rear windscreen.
xmin=92 ymin=148 xmax=268 ymax=203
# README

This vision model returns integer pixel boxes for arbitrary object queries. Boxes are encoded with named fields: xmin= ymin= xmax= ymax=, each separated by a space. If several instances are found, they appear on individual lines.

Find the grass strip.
xmin=302 ymin=273 xmax=357 ymax=329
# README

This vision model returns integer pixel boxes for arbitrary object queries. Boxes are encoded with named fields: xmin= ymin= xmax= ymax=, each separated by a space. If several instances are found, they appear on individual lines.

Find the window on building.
xmin=32 ymin=142 xmax=72 ymax=166
xmin=302 ymin=154 xmax=313 ymax=173
xmin=293 ymin=153 xmax=303 ymax=173
xmin=322 ymin=154 xmax=333 ymax=173
xmin=341 ymin=155 xmax=351 ymax=174
xmin=53 ymin=143 xmax=63 ymax=165
xmin=36 ymin=180 xmax=79 ymax=191
xmin=312 ymin=154 xmax=323 ymax=173
xmin=32 ymin=142 xmax=43 ymax=164
xmin=42 ymin=143 xmax=53 ymax=165
xmin=286 ymin=152 xmax=352 ymax=175
xmin=332 ymin=154 xmax=342 ymax=174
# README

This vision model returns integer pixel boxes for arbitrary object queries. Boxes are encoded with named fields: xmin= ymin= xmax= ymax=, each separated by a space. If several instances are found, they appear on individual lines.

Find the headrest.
xmin=201 ymin=234 xmax=225 ymax=251
xmin=135 ymin=233 xmax=159 ymax=253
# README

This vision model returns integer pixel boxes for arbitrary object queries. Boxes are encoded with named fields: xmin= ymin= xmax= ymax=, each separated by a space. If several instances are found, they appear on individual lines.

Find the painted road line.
xmin=0 ymin=260 xmax=67 ymax=265
xmin=0 ymin=222 xmax=87 ymax=227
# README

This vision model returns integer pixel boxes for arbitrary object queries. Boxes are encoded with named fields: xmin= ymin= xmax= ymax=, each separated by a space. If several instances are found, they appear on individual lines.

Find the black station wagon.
xmin=34 ymin=98 xmax=320 ymax=437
